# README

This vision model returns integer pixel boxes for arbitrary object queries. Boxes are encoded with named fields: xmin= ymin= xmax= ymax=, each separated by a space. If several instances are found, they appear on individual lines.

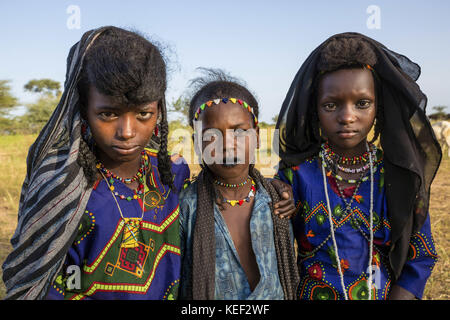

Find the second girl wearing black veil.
xmin=275 ymin=32 xmax=441 ymax=300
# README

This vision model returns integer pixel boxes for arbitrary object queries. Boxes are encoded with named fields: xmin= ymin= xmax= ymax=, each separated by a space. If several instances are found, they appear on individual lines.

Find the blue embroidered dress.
xmin=46 ymin=149 xmax=190 ymax=300
xmin=275 ymin=151 xmax=438 ymax=300
xmin=178 ymin=179 xmax=290 ymax=300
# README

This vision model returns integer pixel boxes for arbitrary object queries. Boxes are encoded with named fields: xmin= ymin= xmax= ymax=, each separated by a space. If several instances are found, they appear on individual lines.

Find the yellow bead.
xmin=110 ymin=186 xmax=114 ymax=191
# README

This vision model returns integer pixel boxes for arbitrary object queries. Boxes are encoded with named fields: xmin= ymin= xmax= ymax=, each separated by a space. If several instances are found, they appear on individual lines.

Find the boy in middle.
xmin=179 ymin=70 xmax=299 ymax=300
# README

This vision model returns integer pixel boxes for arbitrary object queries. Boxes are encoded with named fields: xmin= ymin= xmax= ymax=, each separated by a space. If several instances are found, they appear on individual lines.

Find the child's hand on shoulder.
xmin=270 ymin=179 xmax=296 ymax=219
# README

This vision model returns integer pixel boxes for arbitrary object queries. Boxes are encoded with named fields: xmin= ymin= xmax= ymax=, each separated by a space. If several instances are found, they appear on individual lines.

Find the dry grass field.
xmin=0 ymin=134 xmax=448 ymax=299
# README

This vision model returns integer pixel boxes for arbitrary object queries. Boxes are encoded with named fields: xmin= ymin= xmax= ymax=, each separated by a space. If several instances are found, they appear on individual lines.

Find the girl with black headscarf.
xmin=275 ymin=32 xmax=441 ymax=300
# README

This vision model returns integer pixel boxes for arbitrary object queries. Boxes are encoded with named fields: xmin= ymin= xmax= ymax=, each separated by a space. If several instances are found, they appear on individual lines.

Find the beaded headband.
xmin=194 ymin=98 xmax=258 ymax=125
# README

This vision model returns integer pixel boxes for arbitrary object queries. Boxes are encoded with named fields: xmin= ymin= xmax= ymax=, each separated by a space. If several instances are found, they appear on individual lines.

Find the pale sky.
xmin=1 ymin=0 xmax=449 ymax=122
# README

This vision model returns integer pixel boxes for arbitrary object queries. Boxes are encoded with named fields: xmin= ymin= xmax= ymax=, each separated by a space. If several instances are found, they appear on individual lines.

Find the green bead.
xmin=127 ymin=196 xmax=132 ymax=201
xmin=109 ymin=178 xmax=114 ymax=184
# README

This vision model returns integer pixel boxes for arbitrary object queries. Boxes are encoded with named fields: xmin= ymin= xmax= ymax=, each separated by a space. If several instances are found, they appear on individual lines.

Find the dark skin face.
xmin=196 ymin=101 xmax=295 ymax=218
xmin=317 ymin=69 xmax=415 ymax=300
xmin=199 ymin=102 xmax=261 ymax=289
xmin=86 ymin=85 xmax=158 ymax=189
xmin=200 ymin=101 xmax=259 ymax=186
xmin=317 ymin=68 xmax=376 ymax=158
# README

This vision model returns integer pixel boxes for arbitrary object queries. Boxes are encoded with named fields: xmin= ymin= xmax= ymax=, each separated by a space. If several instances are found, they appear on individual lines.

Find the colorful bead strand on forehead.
xmin=194 ymin=98 xmax=258 ymax=125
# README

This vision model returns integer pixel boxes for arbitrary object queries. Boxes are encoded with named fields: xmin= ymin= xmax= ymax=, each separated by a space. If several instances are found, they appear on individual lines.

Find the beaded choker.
xmin=194 ymin=98 xmax=258 ymax=125
xmin=322 ymin=142 xmax=375 ymax=165
xmin=96 ymin=150 xmax=149 ymax=200
xmin=213 ymin=176 xmax=250 ymax=188
xmin=321 ymin=142 xmax=378 ymax=184
xmin=96 ymin=151 xmax=147 ymax=184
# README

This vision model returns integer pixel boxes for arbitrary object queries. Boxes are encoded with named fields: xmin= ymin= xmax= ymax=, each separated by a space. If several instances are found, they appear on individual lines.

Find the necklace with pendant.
xmin=320 ymin=141 xmax=375 ymax=300
xmin=98 ymin=152 xmax=148 ymax=249
xmin=96 ymin=151 xmax=148 ymax=201
xmin=217 ymin=178 xmax=256 ymax=206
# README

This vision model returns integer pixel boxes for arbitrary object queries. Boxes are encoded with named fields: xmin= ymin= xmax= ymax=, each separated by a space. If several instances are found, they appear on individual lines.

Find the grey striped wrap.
xmin=2 ymin=27 xmax=110 ymax=300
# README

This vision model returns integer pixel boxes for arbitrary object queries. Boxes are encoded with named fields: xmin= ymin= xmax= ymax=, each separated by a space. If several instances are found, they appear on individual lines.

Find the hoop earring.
xmin=81 ymin=118 xmax=96 ymax=151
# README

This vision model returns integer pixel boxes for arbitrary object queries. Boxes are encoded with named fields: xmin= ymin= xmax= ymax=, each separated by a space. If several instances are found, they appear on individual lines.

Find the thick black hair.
xmin=76 ymin=27 xmax=173 ymax=188
xmin=311 ymin=37 xmax=384 ymax=145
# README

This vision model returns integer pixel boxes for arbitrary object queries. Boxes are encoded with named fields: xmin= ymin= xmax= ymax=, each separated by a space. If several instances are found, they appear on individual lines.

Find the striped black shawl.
xmin=1 ymin=27 xmax=111 ymax=299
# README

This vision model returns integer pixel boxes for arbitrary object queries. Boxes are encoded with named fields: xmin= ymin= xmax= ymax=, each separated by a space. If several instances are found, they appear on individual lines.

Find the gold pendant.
xmin=121 ymin=218 xmax=141 ymax=248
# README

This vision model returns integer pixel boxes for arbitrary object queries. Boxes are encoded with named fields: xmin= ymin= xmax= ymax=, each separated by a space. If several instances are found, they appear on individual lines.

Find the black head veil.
xmin=276 ymin=32 xmax=442 ymax=279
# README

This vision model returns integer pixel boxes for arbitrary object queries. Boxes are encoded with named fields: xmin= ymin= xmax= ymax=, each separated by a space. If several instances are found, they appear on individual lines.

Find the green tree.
xmin=21 ymin=94 xmax=60 ymax=132
xmin=271 ymin=114 xmax=279 ymax=125
xmin=0 ymin=80 xmax=18 ymax=116
xmin=431 ymin=105 xmax=447 ymax=120
xmin=24 ymin=78 xmax=61 ymax=96
xmin=168 ymin=96 xmax=190 ymax=124
xmin=22 ymin=79 xmax=61 ymax=133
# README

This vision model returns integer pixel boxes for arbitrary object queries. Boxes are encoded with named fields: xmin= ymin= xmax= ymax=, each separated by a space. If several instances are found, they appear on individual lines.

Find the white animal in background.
xmin=432 ymin=120 xmax=450 ymax=157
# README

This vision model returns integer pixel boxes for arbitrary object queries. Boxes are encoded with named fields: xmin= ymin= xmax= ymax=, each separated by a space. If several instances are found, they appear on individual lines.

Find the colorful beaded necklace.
xmin=321 ymin=142 xmax=377 ymax=183
xmin=218 ymin=179 xmax=256 ymax=206
xmin=96 ymin=150 xmax=149 ymax=201
xmin=97 ymin=151 xmax=147 ymax=184
xmin=320 ymin=142 xmax=375 ymax=300
xmin=322 ymin=141 xmax=375 ymax=165
xmin=322 ymin=158 xmax=370 ymax=184
xmin=213 ymin=176 xmax=250 ymax=188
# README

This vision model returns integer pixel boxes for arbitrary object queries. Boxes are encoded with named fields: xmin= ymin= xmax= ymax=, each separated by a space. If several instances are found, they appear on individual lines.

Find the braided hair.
xmin=76 ymin=27 xmax=173 ymax=189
